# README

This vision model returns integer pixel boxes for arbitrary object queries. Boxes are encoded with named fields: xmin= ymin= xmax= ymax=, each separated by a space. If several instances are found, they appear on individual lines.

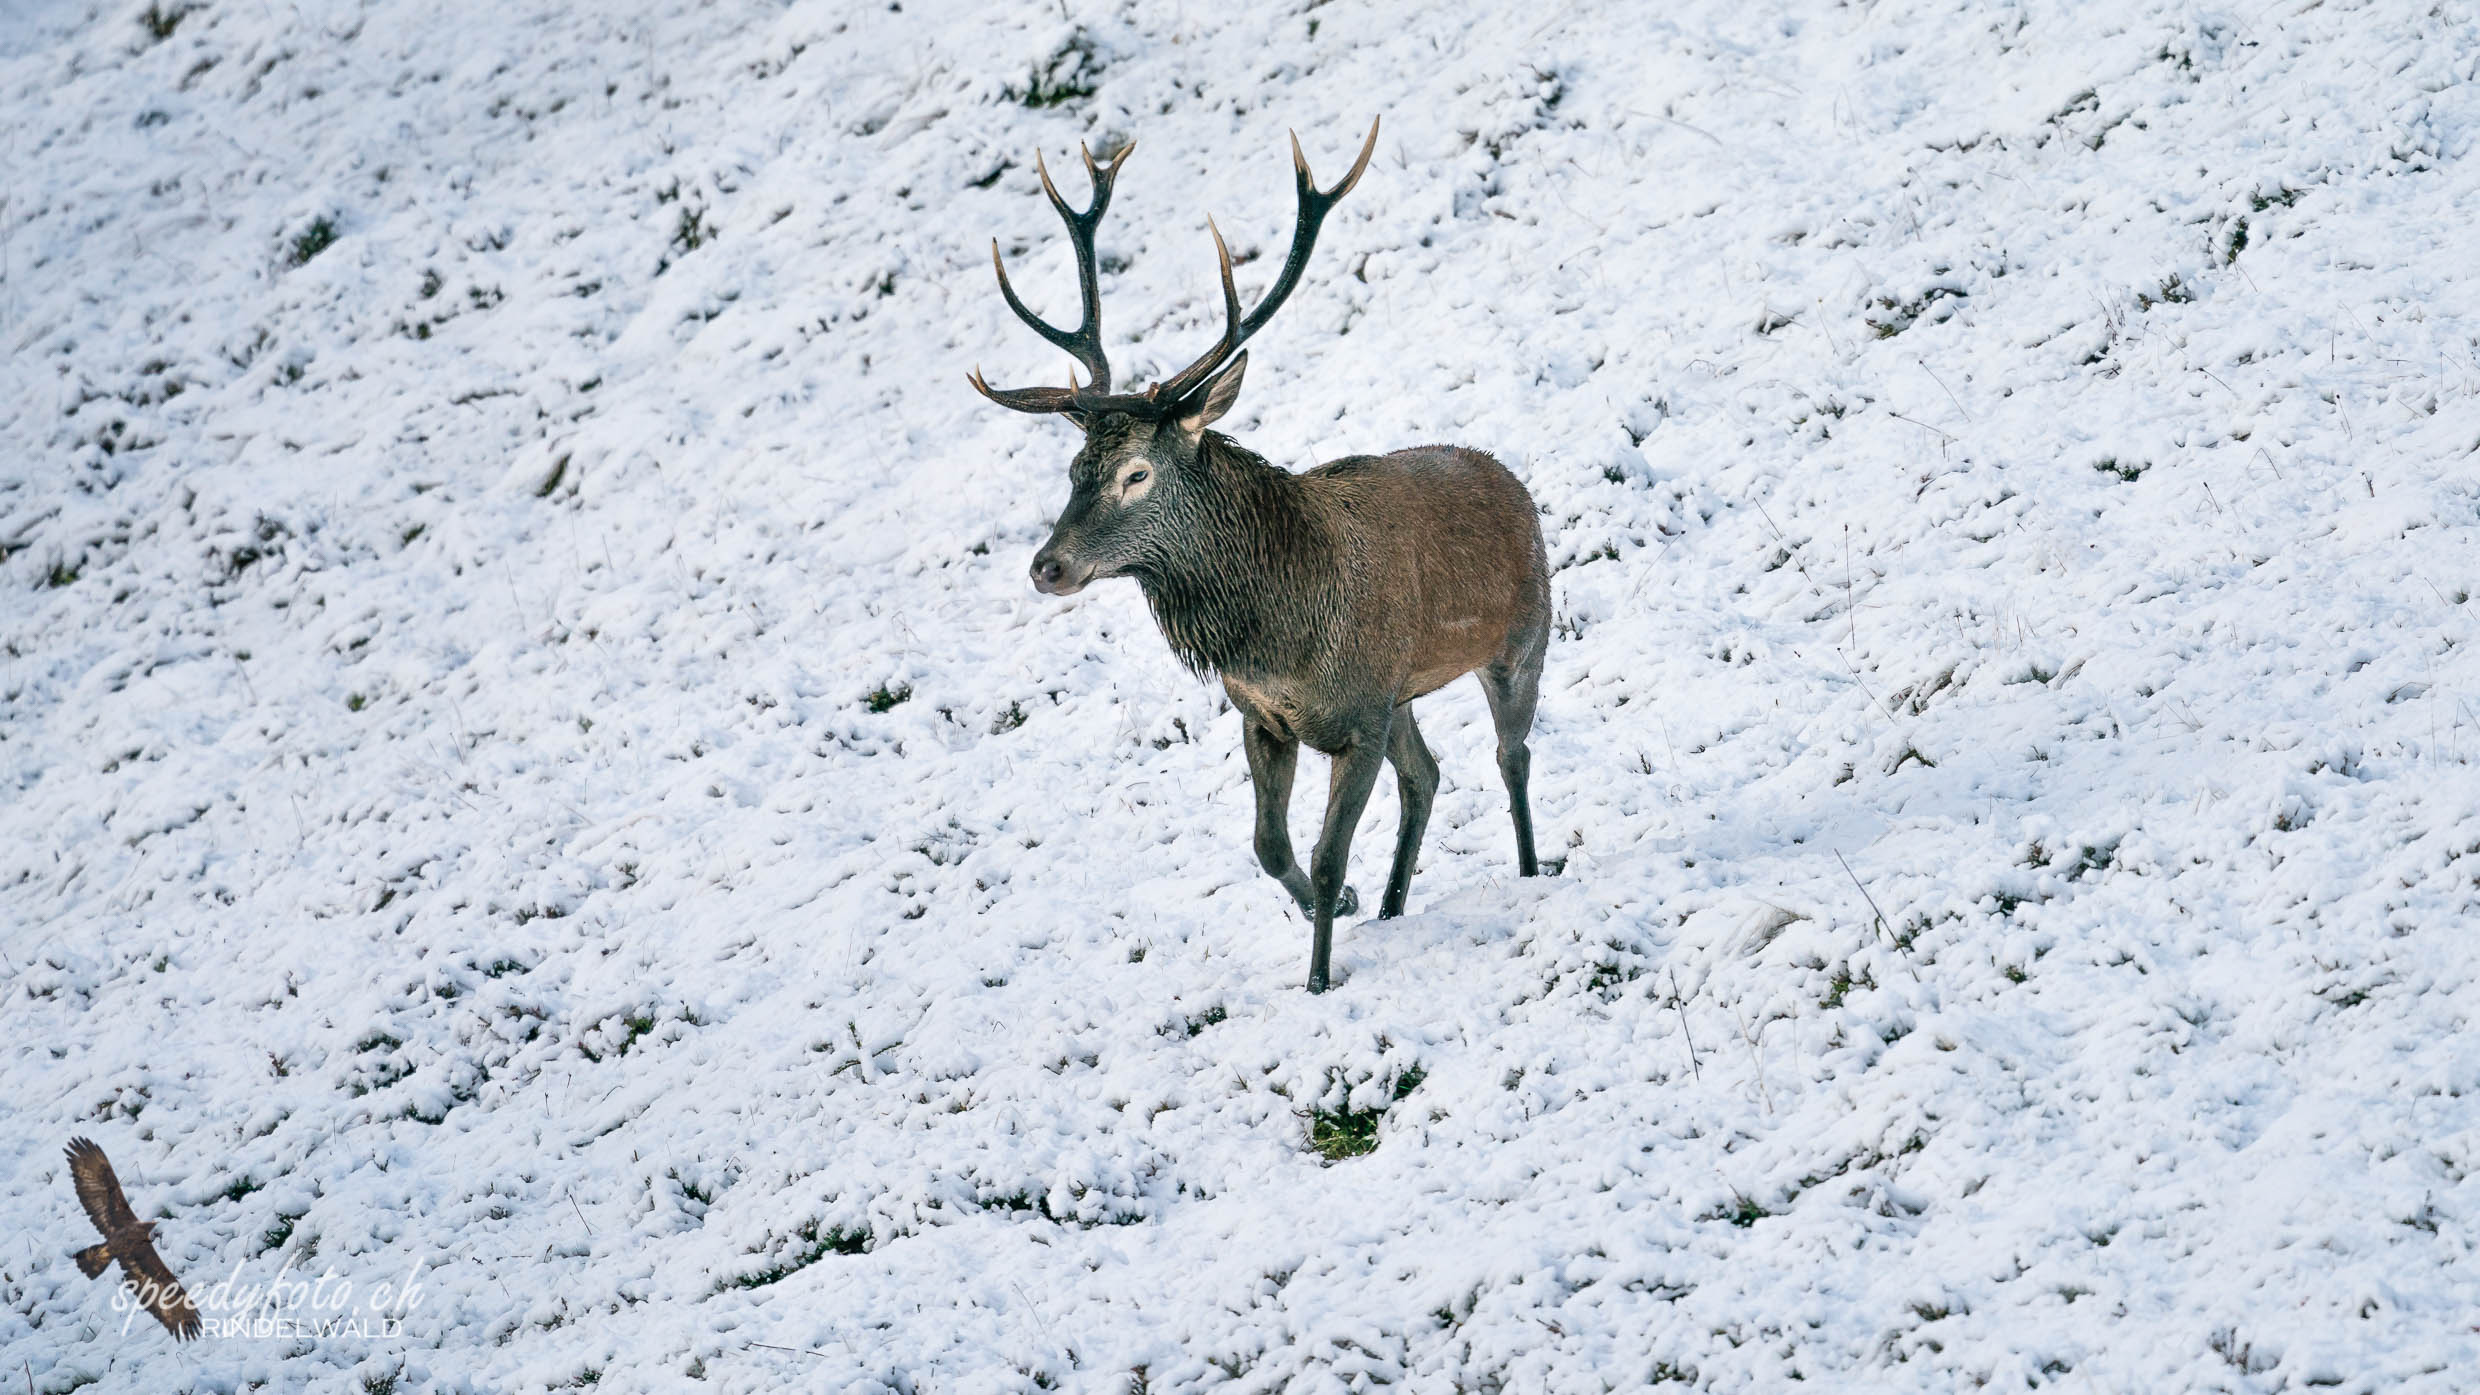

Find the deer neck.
xmin=1135 ymin=435 xmax=1338 ymax=679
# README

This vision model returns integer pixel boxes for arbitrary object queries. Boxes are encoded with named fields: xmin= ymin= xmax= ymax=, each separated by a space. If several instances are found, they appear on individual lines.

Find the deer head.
xmin=969 ymin=122 xmax=1380 ymax=595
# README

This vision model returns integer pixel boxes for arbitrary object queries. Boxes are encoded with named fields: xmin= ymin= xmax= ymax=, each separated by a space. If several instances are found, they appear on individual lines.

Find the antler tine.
xmin=1291 ymin=116 xmax=1381 ymax=200
xmin=967 ymin=365 xmax=1084 ymax=415
xmin=1133 ymin=117 xmax=1381 ymax=411
xmin=1240 ymin=115 xmax=1379 ymax=341
xmin=987 ymin=140 xmax=1137 ymax=395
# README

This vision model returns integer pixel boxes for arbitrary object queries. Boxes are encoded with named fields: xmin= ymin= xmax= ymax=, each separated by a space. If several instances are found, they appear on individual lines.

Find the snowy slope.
xmin=5 ymin=0 xmax=2480 ymax=1389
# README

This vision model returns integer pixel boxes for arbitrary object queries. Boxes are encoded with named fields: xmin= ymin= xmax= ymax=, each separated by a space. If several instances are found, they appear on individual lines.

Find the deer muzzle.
xmin=1029 ymin=548 xmax=1095 ymax=596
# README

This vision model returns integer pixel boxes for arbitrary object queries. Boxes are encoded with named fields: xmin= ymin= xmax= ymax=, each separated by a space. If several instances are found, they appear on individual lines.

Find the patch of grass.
xmin=730 ymin=1219 xmax=869 ymax=1288
xmin=1584 ymin=959 xmax=1635 ymax=995
xmin=45 ymin=562 xmax=78 ymax=588
xmin=2094 ymin=456 xmax=2146 ymax=482
xmin=1821 ymin=963 xmax=1875 ymax=1009
xmin=866 ymin=682 xmax=912 ymax=713
xmin=1713 ymin=1194 xmax=1773 ymax=1228
xmin=672 ymin=1170 xmax=716 ymax=1208
xmin=1307 ymin=1067 xmax=1424 ymax=1162
xmin=289 ymin=216 xmax=340 ymax=267
xmin=1885 ymin=744 xmax=1937 ymax=774
xmin=2222 ymin=216 xmax=2250 ymax=264
xmin=139 ymin=3 xmax=191 ymax=41
xmin=1014 ymin=31 xmax=1102 ymax=108
xmin=583 ymin=1012 xmax=657 ymax=1061
xmin=2136 ymin=274 xmax=2193 ymax=309
xmin=1310 ymin=1106 xmax=1382 ymax=1162
xmin=673 ymin=206 xmax=710 ymax=252
xmin=346 ymin=692 xmax=367 ymax=711
xmin=1866 ymin=286 xmax=1965 ymax=339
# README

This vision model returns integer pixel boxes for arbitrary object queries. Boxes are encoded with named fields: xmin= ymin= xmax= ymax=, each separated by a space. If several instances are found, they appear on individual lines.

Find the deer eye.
xmin=1124 ymin=469 xmax=1149 ymax=487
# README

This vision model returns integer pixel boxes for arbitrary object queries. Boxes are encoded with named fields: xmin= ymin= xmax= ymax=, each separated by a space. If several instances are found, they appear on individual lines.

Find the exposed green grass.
xmin=1308 ymin=1066 xmax=1425 ymax=1162
xmin=729 ymin=1219 xmax=868 ymax=1289
xmin=673 ymin=206 xmax=710 ymax=252
xmin=139 ymin=4 xmax=190 ymax=41
xmin=290 ymin=216 xmax=340 ymax=266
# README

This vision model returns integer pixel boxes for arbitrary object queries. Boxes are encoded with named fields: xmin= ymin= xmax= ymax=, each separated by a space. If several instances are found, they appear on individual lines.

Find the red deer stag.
xmin=971 ymin=120 xmax=1549 ymax=993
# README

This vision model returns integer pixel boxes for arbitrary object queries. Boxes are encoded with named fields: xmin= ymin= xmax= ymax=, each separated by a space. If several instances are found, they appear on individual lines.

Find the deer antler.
xmin=971 ymin=118 xmax=1380 ymax=421
xmin=973 ymin=141 xmax=1134 ymax=410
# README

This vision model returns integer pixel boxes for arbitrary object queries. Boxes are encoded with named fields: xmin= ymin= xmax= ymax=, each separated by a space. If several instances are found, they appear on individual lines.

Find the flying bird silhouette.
xmin=65 ymin=1137 xmax=201 ymax=1340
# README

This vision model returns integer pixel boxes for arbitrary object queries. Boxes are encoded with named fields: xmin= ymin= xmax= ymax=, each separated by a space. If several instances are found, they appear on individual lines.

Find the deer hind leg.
xmin=1244 ymin=720 xmax=1358 ymax=919
xmin=1481 ymin=645 xmax=1544 ymax=878
xmin=1379 ymin=704 xmax=1439 ymax=919
xmin=1305 ymin=715 xmax=1392 ymax=993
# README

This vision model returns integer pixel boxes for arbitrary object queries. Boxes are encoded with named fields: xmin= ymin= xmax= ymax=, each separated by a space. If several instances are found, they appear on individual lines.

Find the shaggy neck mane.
xmin=1133 ymin=433 xmax=1337 ymax=678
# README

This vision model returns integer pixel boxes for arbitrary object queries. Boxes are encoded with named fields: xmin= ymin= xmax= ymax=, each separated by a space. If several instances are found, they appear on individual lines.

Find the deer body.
xmin=974 ymin=122 xmax=1548 ymax=992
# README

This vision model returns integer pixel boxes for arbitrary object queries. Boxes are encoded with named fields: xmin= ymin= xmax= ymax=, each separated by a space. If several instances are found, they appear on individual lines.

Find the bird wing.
xmin=64 ymin=1137 xmax=142 ymax=1235
xmin=120 ymin=1240 xmax=201 ymax=1341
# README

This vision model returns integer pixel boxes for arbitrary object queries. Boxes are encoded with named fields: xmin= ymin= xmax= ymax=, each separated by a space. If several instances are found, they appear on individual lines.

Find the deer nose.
xmin=1031 ymin=555 xmax=1065 ymax=590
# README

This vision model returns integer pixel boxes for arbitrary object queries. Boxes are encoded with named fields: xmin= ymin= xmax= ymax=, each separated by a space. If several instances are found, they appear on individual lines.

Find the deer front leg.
xmin=1244 ymin=720 xmax=1329 ymax=916
xmin=1245 ymin=720 xmax=1360 ymax=923
xmin=1305 ymin=719 xmax=1392 ymax=993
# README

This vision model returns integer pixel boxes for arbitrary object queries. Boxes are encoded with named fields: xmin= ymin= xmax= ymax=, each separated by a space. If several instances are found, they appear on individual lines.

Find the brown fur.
xmin=1213 ymin=445 xmax=1546 ymax=744
xmin=1031 ymin=407 xmax=1550 ymax=993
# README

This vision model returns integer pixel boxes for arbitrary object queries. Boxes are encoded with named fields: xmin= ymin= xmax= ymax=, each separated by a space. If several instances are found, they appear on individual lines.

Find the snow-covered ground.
xmin=6 ymin=0 xmax=2480 ymax=1389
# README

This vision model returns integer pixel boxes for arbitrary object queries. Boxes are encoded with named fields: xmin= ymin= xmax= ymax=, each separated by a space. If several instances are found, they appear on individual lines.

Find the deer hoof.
xmin=1295 ymin=886 xmax=1360 ymax=919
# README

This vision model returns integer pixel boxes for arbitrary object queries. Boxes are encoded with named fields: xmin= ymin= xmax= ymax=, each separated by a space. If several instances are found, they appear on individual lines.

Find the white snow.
xmin=5 ymin=0 xmax=2480 ymax=1389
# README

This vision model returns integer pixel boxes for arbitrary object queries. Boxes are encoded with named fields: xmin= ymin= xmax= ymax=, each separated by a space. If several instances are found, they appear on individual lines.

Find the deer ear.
xmin=1174 ymin=352 xmax=1247 ymax=445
